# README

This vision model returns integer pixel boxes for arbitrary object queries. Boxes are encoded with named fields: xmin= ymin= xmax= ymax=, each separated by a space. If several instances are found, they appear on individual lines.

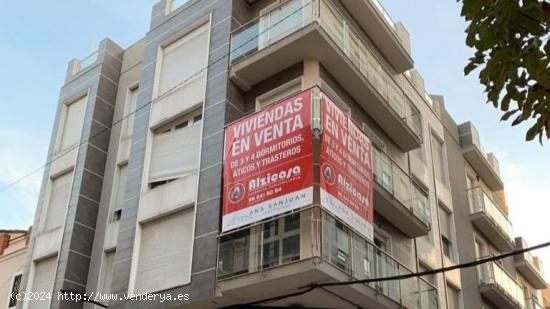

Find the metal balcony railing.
xmin=229 ymin=0 xmax=422 ymax=140
xmin=72 ymin=50 xmax=98 ymax=76
xmin=373 ymin=147 xmax=431 ymax=227
xmin=217 ymin=209 xmax=438 ymax=309
xmin=478 ymin=260 xmax=526 ymax=308
xmin=467 ymin=187 xmax=514 ymax=243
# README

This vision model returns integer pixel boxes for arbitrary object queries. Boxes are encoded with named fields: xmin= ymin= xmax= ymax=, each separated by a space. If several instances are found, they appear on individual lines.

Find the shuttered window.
xmin=29 ymin=257 xmax=57 ymax=309
xmin=43 ymin=171 xmax=73 ymax=231
xmin=149 ymin=111 xmax=202 ymax=185
xmin=153 ymin=23 xmax=209 ymax=123
xmin=59 ymin=96 xmax=87 ymax=151
xmin=134 ymin=209 xmax=194 ymax=294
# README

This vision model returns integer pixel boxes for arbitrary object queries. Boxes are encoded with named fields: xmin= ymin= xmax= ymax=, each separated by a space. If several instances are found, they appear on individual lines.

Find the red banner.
xmin=222 ymin=90 xmax=313 ymax=232
xmin=319 ymin=93 xmax=374 ymax=240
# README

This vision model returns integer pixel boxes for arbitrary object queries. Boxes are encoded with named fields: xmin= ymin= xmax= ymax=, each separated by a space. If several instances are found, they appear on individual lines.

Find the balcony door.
xmin=259 ymin=0 xmax=312 ymax=49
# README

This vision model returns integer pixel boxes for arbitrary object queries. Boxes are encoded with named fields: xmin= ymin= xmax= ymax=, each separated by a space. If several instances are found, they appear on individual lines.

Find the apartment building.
xmin=16 ymin=0 xmax=546 ymax=308
xmin=0 ymin=229 xmax=30 ymax=309
xmin=441 ymin=108 xmax=548 ymax=309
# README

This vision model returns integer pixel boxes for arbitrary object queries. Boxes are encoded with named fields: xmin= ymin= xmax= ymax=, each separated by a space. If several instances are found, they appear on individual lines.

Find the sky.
xmin=0 ymin=0 xmax=548 ymax=280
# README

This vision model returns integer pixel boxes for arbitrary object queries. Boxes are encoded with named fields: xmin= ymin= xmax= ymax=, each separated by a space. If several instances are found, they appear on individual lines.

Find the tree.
xmin=460 ymin=0 xmax=550 ymax=142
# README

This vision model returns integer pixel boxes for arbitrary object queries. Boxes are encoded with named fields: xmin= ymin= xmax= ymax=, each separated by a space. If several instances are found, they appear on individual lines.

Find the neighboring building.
xmin=16 ymin=0 xmax=546 ymax=308
xmin=0 ymin=229 xmax=30 ymax=309
xmin=441 ymin=105 xmax=548 ymax=308
xmin=543 ymin=288 xmax=550 ymax=308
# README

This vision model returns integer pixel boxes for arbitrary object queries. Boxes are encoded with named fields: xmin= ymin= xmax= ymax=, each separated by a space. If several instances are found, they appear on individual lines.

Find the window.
xmin=439 ymin=206 xmax=454 ymax=260
xmin=111 ymin=164 xmax=127 ymax=219
xmin=59 ymin=96 xmax=87 ymax=151
xmin=412 ymin=185 xmax=430 ymax=226
xmin=259 ymin=0 xmax=311 ymax=49
xmin=373 ymin=147 xmax=392 ymax=191
xmin=43 ymin=171 xmax=73 ymax=231
xmin=431 ymin=134 xmax=449 ymax=185
xmin=98 ymin=250 xmax=115 ymax=295
xmin=218 ymin=229 xmax=250 ymax=278
xmin=113 ymin=209 xmax=122 ymax=222
xmin=134 ymin=210 xmax=194 ymax=294
xmin=323 ymin=215 xmax=351 ymax=272
xmin=8 ymin=274 xmax=22 ymax=307
xmin=122 ymin=86 xmax=138 ymax=139
xmin=259 ymin=213 xmax=301 ymax=269
xmin=158 ymin=24 xmax=209 ymax=95
xmin=152 ymin=23 xmax=209 ymax=125
xmin=447 ymin=285 xmax=461 ymax=309
xmin=474 ymin=238 xmax=485 ymax=258
xmin=29 ymin=256 xmax=57 ymax=309
xmin=255 ymin=78 xmax=302 ymax=111
xmin=149 ymin=110 xmax=202 ymax=187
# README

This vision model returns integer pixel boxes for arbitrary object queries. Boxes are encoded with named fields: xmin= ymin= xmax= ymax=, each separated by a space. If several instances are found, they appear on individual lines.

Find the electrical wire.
xmin=0 ymin=0 xmax=313 ymax=195
xmin=222 ymin=240 xmax=550 ymax=308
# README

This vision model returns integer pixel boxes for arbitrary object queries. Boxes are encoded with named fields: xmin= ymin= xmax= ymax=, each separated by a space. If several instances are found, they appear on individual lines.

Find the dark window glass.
xmin=9 ymin=274 xmax=22 ymax=307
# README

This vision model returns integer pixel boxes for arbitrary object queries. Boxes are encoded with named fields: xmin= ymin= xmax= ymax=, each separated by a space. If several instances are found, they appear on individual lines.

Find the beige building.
xmin=16 ymin=0 xmax=547 ymax=308
xmin=0 ymin=229 xmax=30 ymax=309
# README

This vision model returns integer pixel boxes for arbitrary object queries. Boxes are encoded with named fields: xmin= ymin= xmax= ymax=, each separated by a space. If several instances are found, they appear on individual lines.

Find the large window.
xmin=152 ymin=22 xmax=209 ymax=125
xmin=58 ymin=96 xmax=87 ymax=151
xmin=431 ymin=134 xmax=449 ymax=185
xmin=259 ymin=213 xmax=301 ymax=269
xmin=43 ymin=171 xmax=73 ymax=231
xmin=134 ymin=209 xmax=194 ymax=294
xmin=149 ymin=110 xmax=202 ymax=188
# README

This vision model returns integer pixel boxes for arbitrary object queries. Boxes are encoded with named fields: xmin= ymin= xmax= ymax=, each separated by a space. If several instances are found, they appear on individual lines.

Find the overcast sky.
xmin=0 ymin=0 xmax=548 ymax=280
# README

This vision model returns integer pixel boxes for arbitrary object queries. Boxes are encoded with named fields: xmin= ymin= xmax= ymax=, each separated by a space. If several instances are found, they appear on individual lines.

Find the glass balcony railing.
xmin=478 ymin=260 xmax=526 ymax=308
xmin=467 ymin=187 xmax=514 ymax=243
xmin=218 ymin=209 xmax=438 ymax=308
xmin=229 ymin=0 xmax=422 ymax=140
xmin=72 ymin=50 xmax=98 ymax=76
xmin=373 ymin=147 xmax=431 ymax=227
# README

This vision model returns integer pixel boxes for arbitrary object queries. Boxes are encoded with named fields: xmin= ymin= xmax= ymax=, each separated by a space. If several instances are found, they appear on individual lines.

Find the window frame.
xmin=258 ymin=213 xmax=301 ymax=269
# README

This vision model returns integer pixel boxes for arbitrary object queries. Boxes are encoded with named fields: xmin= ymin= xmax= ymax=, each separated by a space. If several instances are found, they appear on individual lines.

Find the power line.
xmin=222 ymin=240 xmax=550 ymax=308
xmin=0 ymin=0 xmax=313 ymax=195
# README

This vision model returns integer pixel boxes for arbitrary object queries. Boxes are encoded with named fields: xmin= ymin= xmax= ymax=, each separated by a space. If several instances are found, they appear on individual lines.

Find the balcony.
xmin=514 ymin=237 xmax=548 ymax=289
xmin=217 ymin=209 xmax=438 ymax=308
xmin=229 ymin=0 xmax=422 ymax=151
xmin=468 ymin=187 xmax=515 ymax=252
xmin=373 ymin=147 xmax=431 ymax=237
xmin=458 ymin=122 xmax=504 ymax=191
xmin=339 ymin=0 xmax=413 ymax=72
xmin=478 ymin=261 xmax=526 ymax=309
